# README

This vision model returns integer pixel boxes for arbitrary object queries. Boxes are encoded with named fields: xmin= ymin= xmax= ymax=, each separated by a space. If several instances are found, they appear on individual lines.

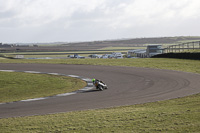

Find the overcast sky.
xmin=0 ymin=0 xmax=200 ymax=43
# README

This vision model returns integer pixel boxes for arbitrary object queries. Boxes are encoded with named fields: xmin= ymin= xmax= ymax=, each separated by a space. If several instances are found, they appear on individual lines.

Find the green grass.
xmin=2 ymin=52 xmax=68 ymax=55
xmin=177 ymin=40 xmax=200 ymax=44
xmin=0 ymin=72 xmax=86 ymax=103
xmin=1 ymin=58 xmax=200 ymax=74
xmin=186 ymin=49 xmax=200 ymax=53
xmin=24 ymin=54 xmax=68 ymax=58
xmin=0 ymin=58 xmax=200 ymax=132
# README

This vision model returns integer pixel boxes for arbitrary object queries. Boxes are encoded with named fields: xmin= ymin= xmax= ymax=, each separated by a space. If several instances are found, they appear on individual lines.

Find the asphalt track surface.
xmin=0 ymin=63 xmax=200 ymax=118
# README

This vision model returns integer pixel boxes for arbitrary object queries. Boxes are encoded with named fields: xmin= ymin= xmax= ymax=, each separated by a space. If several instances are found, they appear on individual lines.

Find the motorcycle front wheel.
xmin=98 ymin=86 xmax=104 ymax=91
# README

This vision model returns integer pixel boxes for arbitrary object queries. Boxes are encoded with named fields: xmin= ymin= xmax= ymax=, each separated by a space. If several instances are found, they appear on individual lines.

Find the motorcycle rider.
xmin=92 ymin=79 xmax=107 ymax=90
xmin=92 ymin=78 xmax=99 ymax=87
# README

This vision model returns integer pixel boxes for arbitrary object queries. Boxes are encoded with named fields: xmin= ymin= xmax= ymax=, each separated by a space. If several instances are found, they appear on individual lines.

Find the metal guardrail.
xmin=164 ymin=41 xmax=200 ymax=53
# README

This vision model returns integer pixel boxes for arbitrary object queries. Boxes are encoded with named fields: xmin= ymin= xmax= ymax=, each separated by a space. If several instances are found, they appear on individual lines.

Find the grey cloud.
xmin=1 ymin=0 xmax=200 ymax=43
xmin=0 ymin=10 xmax=17 ymax=19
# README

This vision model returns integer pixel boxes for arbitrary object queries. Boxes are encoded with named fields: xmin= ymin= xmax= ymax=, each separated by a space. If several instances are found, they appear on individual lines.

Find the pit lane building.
xmin=128 ymin=45 xmax=164 ymax=58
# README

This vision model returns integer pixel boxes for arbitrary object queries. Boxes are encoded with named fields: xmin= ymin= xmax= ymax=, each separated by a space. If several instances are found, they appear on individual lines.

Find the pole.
xmin=199 ymin=41 xmax=200 ymax=49
xmin=193 ymin=42 xmax=195 ymax=50
xmin=175 ymin=45 xmax=177 ymax=53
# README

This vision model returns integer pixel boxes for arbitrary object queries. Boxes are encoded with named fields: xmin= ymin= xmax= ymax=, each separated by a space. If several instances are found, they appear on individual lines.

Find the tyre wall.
xmin=152 ymin=53 xmax=200 ymax=60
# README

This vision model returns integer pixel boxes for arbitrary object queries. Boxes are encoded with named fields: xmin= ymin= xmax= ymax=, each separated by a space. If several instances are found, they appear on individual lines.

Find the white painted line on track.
xmin=80 ymin=87 xmax=93 ymax=91
xmin=48 ymin=73 xmax=60 ymax=75
xmin=21 ymin=98 xmax=46 ymax=102
xmin=0 ymin=70 xmax=15 ymax=72
xmin=56 ymin=92 xmax=77 ymax=97
xmin=68 ymin=75 xmax=79 ymax=78
xmin=24 ymin=71 xmax=42 ymax=74
xmin=82 ymin=78 xmax=92 ymax=82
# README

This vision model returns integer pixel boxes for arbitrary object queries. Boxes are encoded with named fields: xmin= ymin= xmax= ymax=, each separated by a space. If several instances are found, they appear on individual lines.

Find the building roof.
xmin=128 ymin=49 xmax=146 ymax=52
xmin=147 ymin=44 xmax=162 ymax=46
xmin=135 ymin=51 xmax=146 ymax=54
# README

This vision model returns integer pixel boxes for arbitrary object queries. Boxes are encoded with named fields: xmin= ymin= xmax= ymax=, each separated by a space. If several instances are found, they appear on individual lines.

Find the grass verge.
xmin=0 ymin=93 xmax=199 ymax=132
xmin=0 ymin=72 xmax=86 ymax=103
xmin=0 ymin=58 xmax=200 ymax=74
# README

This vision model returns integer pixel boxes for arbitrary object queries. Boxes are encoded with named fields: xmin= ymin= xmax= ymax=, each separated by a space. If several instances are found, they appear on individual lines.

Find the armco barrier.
xmin=152 ymin=53 xmax=200 ymax=60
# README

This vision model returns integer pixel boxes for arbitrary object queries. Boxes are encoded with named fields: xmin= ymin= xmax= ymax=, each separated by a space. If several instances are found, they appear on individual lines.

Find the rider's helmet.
xmin=92 ymin=79 xmax=95 ymax=82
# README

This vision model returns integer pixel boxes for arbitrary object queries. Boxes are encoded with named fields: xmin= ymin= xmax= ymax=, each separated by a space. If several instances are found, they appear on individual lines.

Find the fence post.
xmin=199 ymin=41 xmax=200 ymax=49
xmin=181 ymin=44 xmax=183 ymax=52
xmin=193 ymin=42 xmax=195 ymax=50
xmin=174 ymin=45 xmax=176 ymax=53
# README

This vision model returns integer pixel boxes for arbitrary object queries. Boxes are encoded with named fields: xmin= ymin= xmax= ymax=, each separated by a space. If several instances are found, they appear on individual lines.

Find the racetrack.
xmin=0 ymin=63 xmax=200 ymax=118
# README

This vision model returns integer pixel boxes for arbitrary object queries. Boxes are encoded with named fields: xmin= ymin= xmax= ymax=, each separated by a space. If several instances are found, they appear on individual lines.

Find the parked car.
xmin=68 ymin=55 xmax=75 ymax=58
xmin=109 ymin=52 xmax=123 ymax=59
xmin=89 ymin=54 xmax=102 ymax=58
xmin=68 ymin=54 xmax=85 ymax=59
xmin=101 ymin=54 xmax=109 ymax=59
xmin=74 ymin=54 xmax=85 ymax=59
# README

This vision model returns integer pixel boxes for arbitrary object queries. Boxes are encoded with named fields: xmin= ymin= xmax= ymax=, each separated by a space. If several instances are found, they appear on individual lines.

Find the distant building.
xmin=127 ymin=45 xmax=164 ymax=58
xmin=128 ymin=49 xmax=146 ymax=55
xmin=135 ymin=50 xmax=147 ymax=58
xmin=146 ymin=45 xmax=164 ymax=57
xmin=128 ymin=49 xmax=147 ymax=58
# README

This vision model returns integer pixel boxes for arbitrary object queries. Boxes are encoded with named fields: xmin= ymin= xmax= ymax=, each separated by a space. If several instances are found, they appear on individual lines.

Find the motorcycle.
xmin=94 ymin=80 xmax=108 ymax=91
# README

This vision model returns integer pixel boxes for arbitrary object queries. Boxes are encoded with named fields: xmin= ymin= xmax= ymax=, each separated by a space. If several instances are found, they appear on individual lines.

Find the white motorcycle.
xmin=94 ymin=80 xmax=108 ymax=91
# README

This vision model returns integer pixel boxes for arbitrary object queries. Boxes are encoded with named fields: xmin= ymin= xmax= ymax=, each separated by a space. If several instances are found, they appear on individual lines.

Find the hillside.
xmin=62 ymin=36 xmax=200 ymax=47
xmin=1 ymin=36 xmax=200 ymax=52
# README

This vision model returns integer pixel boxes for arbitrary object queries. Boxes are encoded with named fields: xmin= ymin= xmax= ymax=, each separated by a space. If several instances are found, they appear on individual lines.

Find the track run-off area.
xmin=0 ymin=63 xmax=200 ymax=118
